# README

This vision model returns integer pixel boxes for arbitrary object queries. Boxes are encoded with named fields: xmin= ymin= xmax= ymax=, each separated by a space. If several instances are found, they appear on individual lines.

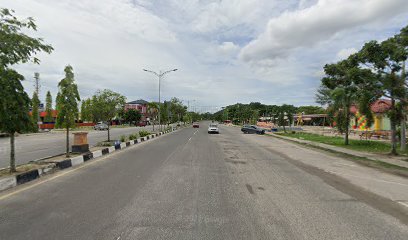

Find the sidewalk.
xmin=266 ymin=132 xmax=408 ymax=169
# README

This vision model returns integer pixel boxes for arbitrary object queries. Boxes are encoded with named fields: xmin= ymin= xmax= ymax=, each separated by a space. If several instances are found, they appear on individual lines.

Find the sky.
xmin=3 ymin=0 xmax=408 ymax=112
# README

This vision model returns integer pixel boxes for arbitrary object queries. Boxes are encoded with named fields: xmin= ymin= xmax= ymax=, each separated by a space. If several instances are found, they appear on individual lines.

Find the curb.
xmin=0 ymin=128 xmax=180 ymax=192
xmin=267 ymin=133 xmax=408 ymax=170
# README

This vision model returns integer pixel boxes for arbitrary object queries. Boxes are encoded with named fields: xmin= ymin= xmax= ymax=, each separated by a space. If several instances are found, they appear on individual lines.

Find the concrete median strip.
xmin=0 ymin=127 xmax=181 ymax=192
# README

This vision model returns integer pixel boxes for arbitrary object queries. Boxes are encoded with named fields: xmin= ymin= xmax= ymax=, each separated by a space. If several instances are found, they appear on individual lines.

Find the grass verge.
xmin=276 ymin=132 xmax=408 ymax=155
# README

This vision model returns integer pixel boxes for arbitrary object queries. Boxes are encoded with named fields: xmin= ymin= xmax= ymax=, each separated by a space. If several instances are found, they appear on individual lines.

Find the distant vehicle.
xmin=241 ymin=125 xmax=265 ymax=134
xmin=135 ymin=122 xmax=147 ymax=127
xmin=208 ymin=123 xmax=219 ymax=134
xmin=94 ymin=122 xmax=109 ymax=130
xmin=193 ymin=122 xmax=199 ymax=128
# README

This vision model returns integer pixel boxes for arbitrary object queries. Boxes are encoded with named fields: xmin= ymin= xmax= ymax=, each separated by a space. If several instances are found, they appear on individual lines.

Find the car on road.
xmin=135 ymin=121 xmax=147 ymax=127
xmin=241 ymin=125 xmax=265 ymax=134
xmin=94 ymin=122 xmax=109 ymax=130
xmin=208 ymin=123 xmax=219 ymax=134
xmin=193 ymin=122 xmax=199 ymax=128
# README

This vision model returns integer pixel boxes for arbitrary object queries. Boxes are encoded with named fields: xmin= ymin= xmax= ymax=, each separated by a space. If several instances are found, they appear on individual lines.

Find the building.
xmin=350 ymin=99 xmax=392 ymax=131
xmin=124 ymin=99 xmax=149 ymax=122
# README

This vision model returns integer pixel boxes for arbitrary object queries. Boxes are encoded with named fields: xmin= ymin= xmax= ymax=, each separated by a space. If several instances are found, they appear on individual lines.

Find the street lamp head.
xmin=173 ymin=69 xmax=178 ymax=72
xmin=143 ymin=69 xmax=148 ymax=71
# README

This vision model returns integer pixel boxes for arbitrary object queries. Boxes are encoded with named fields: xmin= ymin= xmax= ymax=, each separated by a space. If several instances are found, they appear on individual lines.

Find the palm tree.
xmin=147 ymin=102 xmax=159 ymax=131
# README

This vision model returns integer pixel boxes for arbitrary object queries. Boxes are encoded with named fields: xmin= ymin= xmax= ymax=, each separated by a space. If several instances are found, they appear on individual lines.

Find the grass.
xmin=276 ymin=132 xmax=407 ymax=155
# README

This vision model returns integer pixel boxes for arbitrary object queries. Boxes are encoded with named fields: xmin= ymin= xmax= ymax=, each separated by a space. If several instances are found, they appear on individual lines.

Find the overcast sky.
xmin=3 ymin=0 xmax=408 ymax=112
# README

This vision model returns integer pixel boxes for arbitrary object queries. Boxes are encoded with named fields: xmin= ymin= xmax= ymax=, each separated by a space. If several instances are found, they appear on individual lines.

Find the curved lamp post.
xmin=143 ymin=68 xmax=178 ymax=131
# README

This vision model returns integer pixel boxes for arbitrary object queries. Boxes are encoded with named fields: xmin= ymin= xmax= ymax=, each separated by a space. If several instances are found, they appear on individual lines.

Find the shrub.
xmin=139 ymin=130 xmax=150 ymax=137
xmin=120 ymin=135 xmax=127 ymax=142
xmin=129 ymin=133 xmax=139 ymax=140
xmin=96 ymin=141 xmax=112 ymax=147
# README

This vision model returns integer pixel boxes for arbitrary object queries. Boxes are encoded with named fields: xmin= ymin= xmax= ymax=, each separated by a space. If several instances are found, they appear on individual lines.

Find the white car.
xmin=208 ymin=124 xmax=219 ymax=134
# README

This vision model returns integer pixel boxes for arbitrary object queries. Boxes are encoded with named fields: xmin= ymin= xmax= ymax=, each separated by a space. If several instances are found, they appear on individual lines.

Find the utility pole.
xmin=143 ymin=68 xmax=178 ymax=131
xmin=34 ymin=72 xmax=40 ymax=95
xmin=401 ymin=61 xmax=406 ymax=151
xmin=34 ymin=72 xmax=41 ymax=125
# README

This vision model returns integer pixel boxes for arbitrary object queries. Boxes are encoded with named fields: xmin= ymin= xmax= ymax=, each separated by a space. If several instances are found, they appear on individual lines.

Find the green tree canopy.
xmin=31 ymin=91 xmax=40 ymax=132
xmin=91 ymin=89 xmax=126 ymax=141
xmin=56 ymin=65 xmax=80 ymax=157
xmin=0 ymin=68 xmax=32 ymax=171
xmin=0 ymin=8 xmax=53 ymax=68
xmin=44 ymin=91 xmax=53 ymax=122
xmin=124 ymin=109 xmax=142 ymax=125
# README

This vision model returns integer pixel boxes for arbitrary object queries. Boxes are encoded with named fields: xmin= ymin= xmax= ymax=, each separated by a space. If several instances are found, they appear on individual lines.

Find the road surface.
xmin=0 ymin=123 xmax=407 ymax=239
xmin=0 ymin=125 xmax=169 ymax=168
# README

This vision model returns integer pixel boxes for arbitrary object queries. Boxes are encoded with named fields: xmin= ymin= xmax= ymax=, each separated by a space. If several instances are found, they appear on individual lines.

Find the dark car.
xmin=135 ymin=121 xmax=147 ymax=127
xmin=241 ymin=125 xmax=265 ymax=134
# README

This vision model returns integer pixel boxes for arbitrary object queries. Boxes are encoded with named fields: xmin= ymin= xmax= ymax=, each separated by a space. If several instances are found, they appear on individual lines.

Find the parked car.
xmin=241 ymin=125 xmax=265 ymax=134
xmin=94 ymin=122 xmax=109 ymax=130
xmin=208 ymin=123 xmax=219 ymax=134
xmin=193 ymin=122 xmax=199 ymax=128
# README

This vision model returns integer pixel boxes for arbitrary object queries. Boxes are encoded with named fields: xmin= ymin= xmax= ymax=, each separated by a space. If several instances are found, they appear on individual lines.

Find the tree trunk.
xmin=401 ymin=114 xmax=406 ymax=152
xmin=390 ymin=98 xmax=398 ymax=155
xmin=401 ymin=63 xmax=407 ymax=152
xmin=108 ymin=123 xmax=111 ymax=142
xmin=344 ymin=107 xmax=350 ymax=145
xmin=10 ymin=132 xmax=16 ymax=173
xmin=66 ymin=126 xmax=70 ymax=158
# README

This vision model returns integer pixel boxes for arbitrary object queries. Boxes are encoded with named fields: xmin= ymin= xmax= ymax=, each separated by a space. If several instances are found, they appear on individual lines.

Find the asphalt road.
xmin=0 ymin=122 xmax=407 ymax=239
xmin=0 ymin=125 xmax=169 ymax=168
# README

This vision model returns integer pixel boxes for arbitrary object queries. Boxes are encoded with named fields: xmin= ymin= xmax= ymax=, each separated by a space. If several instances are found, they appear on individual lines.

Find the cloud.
xmin=2 ymin=0 xmax=408 ymax=108
xmin=239 ymin=0 xmax=408 ymax=62
xmin=218 ymin=42 xmax=240 ymax=55
xmin=336 ymin=48 xmax=358 ymax=60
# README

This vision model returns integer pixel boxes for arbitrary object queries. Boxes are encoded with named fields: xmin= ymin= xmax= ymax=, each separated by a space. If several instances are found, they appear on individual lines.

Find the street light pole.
xmin=143 ymin=68 xmax=178 ymax=131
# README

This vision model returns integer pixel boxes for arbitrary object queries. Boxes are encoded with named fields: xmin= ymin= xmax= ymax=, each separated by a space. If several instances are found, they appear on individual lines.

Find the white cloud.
xmin=240 ymin=0 xmax=408 ymax=62
xmin=336 ymin=48 xmax=358 ymax=60
xmin=218 ymin=42 xmax=240 ymax=55
xmin=2 ymin=0 xmax=408 ymax=108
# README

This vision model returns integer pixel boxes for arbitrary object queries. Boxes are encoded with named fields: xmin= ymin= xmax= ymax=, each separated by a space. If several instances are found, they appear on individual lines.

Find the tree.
xmin=80 ymin=98 xmax=93 ymax=122
xmin=91 ymin=89 xmax=126 ymax=142
xmin=359 ymin=35 xmax=407 ymax=154
xmin=31 ymin=91 xmax=40 ymax=132
xmin=0 ymin=68 xmax=32 ymax=172
xmin=0 ymin=8 xmax=53 ymax=171
xmin=0 ymin=8 xmax=53 ymax=68
xmin=55 ymin=65 xmax=80 ymax=157
xmin=275 ymin=104 xmax=296 ymax=132
xmin=44 ymin=91 xmax=53 ymax=122
xmin=147 ymin=102 xmax=159 ymax=130
xmin=124 ymin=109 xmax=142 ymax=125
xmin=320 ymin=54 xmax=376 ymax=145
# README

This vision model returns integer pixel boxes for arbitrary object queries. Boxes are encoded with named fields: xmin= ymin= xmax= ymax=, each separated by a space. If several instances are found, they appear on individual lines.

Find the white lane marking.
xmin=398 ymin=201 xmax=408 ymax=208
xmin=335 ymin=163 xmax=356 ymax=167
xmin=188 ymin=137 xmax=192 ymax=141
